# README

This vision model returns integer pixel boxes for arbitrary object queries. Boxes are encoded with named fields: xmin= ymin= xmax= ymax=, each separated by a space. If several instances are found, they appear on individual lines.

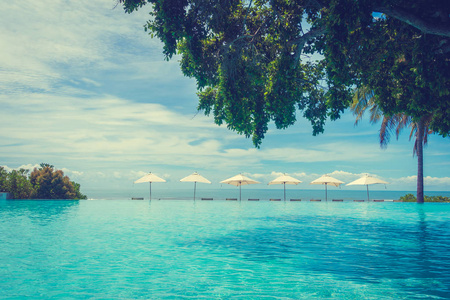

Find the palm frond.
xmin=396 ymin=115 xmax=411 ymax=138
xmin=352 ymin=88 xmax=434 ymax=156
xmin=369 ymin=105 xmax=382 ymax=124
xmin=379 ymin=113 xmax=409 ymax=148
xmin=350 ymin=87 xmax=378 ymax=126
xmin=379 ymin=116 xmax=392 ymax=148
xmin=410 ymin=114 xmax=434 ymax=156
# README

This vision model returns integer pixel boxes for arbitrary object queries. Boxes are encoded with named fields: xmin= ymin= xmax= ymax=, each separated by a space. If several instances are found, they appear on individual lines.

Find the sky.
xmin=1 ymin=0 xmax=449 ymax=198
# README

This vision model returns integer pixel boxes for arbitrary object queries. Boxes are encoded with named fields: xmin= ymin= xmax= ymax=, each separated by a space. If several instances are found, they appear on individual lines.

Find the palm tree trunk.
xmin=417 ymin=117 xmax=425 ymax=204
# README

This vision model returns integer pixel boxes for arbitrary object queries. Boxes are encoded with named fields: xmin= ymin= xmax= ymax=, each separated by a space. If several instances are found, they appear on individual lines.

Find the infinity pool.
xmin=1 ymin=200 xmax=449 ymax=299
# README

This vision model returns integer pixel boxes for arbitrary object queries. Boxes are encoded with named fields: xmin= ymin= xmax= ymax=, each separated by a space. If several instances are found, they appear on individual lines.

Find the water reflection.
xmin=181 ymin=206 xmax=450 ymax=298
xmin=0 ymin=200 xmax=79 ymax=225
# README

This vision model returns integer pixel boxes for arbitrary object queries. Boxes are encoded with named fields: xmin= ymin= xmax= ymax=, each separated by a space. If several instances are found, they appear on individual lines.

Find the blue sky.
xmin=1 ymin=0 xmax=449 ymax=197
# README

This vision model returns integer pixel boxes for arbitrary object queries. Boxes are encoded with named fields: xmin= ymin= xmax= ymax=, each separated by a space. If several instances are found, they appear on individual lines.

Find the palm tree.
xmin=350 ymin=88 xmax=432 ymax=203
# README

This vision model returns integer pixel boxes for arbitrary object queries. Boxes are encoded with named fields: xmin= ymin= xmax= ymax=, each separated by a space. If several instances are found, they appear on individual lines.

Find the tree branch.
xmin=374 ymin=5 xmax=450 ymax=38
xmin=289 ymin=26 xmax=326 ymax=65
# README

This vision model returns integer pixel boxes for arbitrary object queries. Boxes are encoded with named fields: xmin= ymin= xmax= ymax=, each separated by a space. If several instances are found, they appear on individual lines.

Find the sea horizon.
xmin=83 ymin=188 xmax=450 ymax=201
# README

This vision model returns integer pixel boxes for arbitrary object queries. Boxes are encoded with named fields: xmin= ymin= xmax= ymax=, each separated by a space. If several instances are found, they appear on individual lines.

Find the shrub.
xmin=399 ymin=193 xmax=450 ymax=202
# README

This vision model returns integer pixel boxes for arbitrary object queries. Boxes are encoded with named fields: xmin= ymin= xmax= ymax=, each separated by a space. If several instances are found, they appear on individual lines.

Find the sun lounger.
xmin=270 ymin=198 xmax=281 ymax=201
xmin=332 ymin=199 xmax=343 ymax=202
xmin=132 ymin=197 xmax=144 ymax=200
xmin=373 ymin=199 xmax=384 ymax=202
xmin=248 ymin=198 xmax=259 ymax=201
xmin=290 ymin=199 xmax=301 ymax=201
xmin=226 ymin=198 xmax=238 ymax=201
xmin=201 ymin=197 xmax=213 ymax=200
xmin=310 ymin=199 xmax=321 ymax=202
xmin=353 ymin=199 xmax=364 ymax=202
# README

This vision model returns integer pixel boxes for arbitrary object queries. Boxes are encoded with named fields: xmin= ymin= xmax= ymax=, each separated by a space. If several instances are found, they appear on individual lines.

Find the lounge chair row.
xmin=134 ymin=197 xmax=400 ymax=202
xmin=199 ymin=198 xmax=399 ymax=202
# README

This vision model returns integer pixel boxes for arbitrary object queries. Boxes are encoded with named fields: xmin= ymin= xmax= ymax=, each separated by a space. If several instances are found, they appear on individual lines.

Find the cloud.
xmin=2 ymin=164 xmax=85 ymax=176
xmin=393 ymin=175 xmax=450 ymax=187
xmin=0 ymin=88 xmax=420 ymax=180
xmin=61 ymin=168 xmax=84 ymax=177
xmin=0 ymin=0 xmax=163 ymax=96
xmin=246 ymin=171 xmax=309 ymax=184
xmin=0 ymin=92 xmax=221 ymax=163
xmin=1 ymin=164 xmax=40 ymax=173
xmin=80 ymin=78 xmax=102 ymax=87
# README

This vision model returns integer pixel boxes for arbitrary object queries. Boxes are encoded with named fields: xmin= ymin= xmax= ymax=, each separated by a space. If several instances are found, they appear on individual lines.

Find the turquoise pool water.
xmin=1 ymin=200 xmax=449 ymax=299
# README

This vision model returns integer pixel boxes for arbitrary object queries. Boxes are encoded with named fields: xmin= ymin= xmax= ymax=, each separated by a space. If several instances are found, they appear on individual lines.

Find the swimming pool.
xmin=1 ymin=200 xmax=449 ymax=299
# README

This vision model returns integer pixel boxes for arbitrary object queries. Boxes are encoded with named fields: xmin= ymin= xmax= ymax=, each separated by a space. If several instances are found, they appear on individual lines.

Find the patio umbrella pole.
xmin=269 ymin=174 xmax=302 ymax=201
xmin=194 ymin=181 xmax=197 ymax=201
xmin=221 ymin=174 xmax=260 ymax=201
xmin=347 ymin=174 xmax=388 ymax=202
xmin=325 ymin=183 xmax=328 ymax=202
xmin=180 ymin=172 xmax=211 ymax=201
xmin=367 ymin=185 xmax=369 ymax=202
xmin=135 ymin=173 xmax=166 ymax=200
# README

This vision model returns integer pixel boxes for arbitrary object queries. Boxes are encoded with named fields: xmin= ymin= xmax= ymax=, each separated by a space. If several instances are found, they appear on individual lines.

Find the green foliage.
xmin=399 ymin=193 xmax=417 ymax=202
xmin=0 ymin=164 xmax=87 ymax=200
xmin=30 ymin=164 xmax=87 ymax=199
xmin=6 ymin=169 xmax=34 ymax=199
xmin=399 ymin=193 xmax=450 ymax=202
xmin=328 ymin=10 xmax=450 ymax=138
xmin=72 ymin=181 xmax=87 ymax=200
xmin=0 ymin=166 xmax=7 ymax=192
xmin=1 ymin=167 xmax=34 ymax=199
xmin=120 ymin=0 xmax=338 ymax=147
xmin=119 ymin=0 xmax=450 ymax=147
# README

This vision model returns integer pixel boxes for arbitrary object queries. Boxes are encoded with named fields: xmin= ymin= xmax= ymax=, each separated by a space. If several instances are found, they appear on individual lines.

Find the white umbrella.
xmin=268 ymin=174 xmax=302 ymax=201
xmin=220 ymin=174 xmax=260 ymax=201
xmin=310 ymin=174 xmax=344 ymax=201
xmin=180 ymin=172 xmax=211 ymax=200
xmin=346 ymin=174 xmax=388 ymax=201
xmin=134 ymin=172 xmax=166 ymax=200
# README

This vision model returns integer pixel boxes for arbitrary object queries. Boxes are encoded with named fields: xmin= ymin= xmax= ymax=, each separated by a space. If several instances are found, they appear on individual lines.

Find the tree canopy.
xmin=0 ymin=167 xmax=34 ymax=199
xmin=119 ymin=0 xmax=450 ymax=147
xmin=0 ymin=164 xmax=87 ymax=199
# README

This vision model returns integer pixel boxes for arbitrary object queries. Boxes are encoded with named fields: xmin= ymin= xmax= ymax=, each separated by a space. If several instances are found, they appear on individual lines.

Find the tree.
xmin=0 ymin=164 xmax=87 ymax=199
xmin=7 ymin=169 xmax=34 ymax=199
xmin=30 ymin=164 xmax=87 ymax=199
xmin=72 ymin=182 xmax=88 ymax=200
xmin=350 ymin=88 xmax=433 ymax=203
xmin=0 ymin=166 xmax=8 ymax=192
xmin=119 ymin=0 xmax=450 ymax=147
xmin=328 ymin=2 xmax=449 ymax=141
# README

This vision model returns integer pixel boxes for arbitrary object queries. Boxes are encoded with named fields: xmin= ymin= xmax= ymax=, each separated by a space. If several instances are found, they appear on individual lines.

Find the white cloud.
xmin=247 ymin=171 xmax=309 ymax=184
xmin=1 ymin=164 xmax=40 ymax=173
xmin=392 ymin=175 xmax=450 ymax=187
xmin=80 ymin=78 xmax=102 ymax=87
xmin=424 ymin=176 xmax=450 ymax=186
xmin=1 ymin=164 xmax=85 ymax=178
xmin=0 ymin=0 xmax=162 ymax=95
xmin=0 ymin=89 xmax=435 ymax=182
